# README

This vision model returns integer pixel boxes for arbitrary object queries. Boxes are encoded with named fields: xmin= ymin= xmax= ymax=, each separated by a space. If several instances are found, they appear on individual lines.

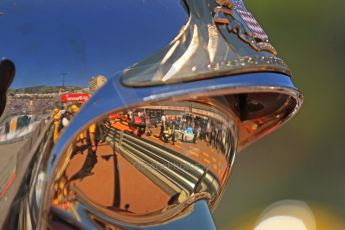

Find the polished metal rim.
xmin=39 ymin=72 xmax=303 ymax=228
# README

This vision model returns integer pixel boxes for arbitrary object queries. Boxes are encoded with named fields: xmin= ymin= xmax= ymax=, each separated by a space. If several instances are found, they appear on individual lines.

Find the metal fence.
xmin=106 ymin=126 xmax=220 ymax=199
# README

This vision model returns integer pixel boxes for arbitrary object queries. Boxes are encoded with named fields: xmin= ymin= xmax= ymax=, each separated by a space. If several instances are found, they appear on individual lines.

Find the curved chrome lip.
xmin=48 ymin=199 xmax=216 ymax=230
xmin=40 ymin=72 xmax=303 ymax=227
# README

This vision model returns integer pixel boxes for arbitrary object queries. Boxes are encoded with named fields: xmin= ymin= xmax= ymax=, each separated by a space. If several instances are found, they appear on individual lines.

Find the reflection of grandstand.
xmin=140 ymin=102 xmax=233 ymax=163
xmin=6 ymin=96 xmax=57 ymax=116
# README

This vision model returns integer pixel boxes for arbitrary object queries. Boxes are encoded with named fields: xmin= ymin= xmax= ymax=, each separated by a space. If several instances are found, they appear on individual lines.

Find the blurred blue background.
xmin=214 ymin=0 xmax=345 ymax=229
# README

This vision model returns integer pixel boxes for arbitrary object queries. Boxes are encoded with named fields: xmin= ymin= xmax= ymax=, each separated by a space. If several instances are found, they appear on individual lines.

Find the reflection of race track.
xmin=0 ymin=120 xmax=53 ymax=228
xmin=0 ymin=141 xmax=27 ymax=227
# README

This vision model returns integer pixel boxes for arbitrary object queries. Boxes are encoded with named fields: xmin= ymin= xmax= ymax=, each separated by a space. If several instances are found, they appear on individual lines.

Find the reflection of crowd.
xmin=52 ymin=104 xmax=79 ymax=144
xmin=52 ymin=103 xmax=111 ymax=181
xmin=206 ymin=121 xmax=230 ymax=154
xmin=165 ymin=114 xmax=230 ymax=153
xmin=52 ymin=103 xmax=96 ymax=143
xmin=0 ymin=97 xmax=57 ymax=141
xmin=6 ymin=96 xmax=56 ymax=116
xmin=110 ymin=109 xmax=231 ymax=154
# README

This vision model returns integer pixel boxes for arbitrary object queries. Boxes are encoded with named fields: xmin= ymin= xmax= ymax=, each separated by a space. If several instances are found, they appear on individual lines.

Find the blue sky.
xmin=0 ymin=0 xmax=187 ymax=88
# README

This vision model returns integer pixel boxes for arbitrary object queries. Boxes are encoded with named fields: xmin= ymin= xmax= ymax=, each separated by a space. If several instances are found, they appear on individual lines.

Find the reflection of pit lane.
xmin=112 ymin=122 xmax=226 ymax=180
xmin=106 ymin=126 xmax=221 ymax=197
xmin=63 ymin=124 xmax=223 ymax=216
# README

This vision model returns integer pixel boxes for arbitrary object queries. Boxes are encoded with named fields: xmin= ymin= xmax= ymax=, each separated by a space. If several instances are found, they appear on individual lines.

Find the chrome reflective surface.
xmin=41 ymin=73 xmax=302 ymax=228
xmin=122 ymin=0 xmax=289 ymax=86
xmin=0 ymin=1 xmax=188 ymax=227
xmin=47 ymin=97 xmax=237 ymax=226
xmin=0 ymin=0 xmax=303 ymax=229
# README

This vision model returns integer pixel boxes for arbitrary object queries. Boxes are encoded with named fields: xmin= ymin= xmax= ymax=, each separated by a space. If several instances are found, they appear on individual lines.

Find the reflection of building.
xmin=89 ymin=75 xmax=107 ymax=93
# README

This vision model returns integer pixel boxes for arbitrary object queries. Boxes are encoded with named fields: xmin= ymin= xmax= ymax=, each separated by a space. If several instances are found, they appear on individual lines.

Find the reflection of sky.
xmin=0 ymin=0 xmax=187 ymax=88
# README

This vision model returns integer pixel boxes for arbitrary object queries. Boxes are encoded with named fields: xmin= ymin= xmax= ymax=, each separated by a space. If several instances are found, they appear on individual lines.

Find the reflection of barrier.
xmin=1 ymin=119 xmax=54 ymax=229
xmin=0 ymin=114 xmax=40 ymax=143
xmin=105 ymin=126 xmax=220 ymax=199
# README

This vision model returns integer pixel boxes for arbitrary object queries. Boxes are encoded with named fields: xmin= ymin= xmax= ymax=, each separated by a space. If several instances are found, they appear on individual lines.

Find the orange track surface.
xmin=65 ymin=143 xmax=170 ymax=214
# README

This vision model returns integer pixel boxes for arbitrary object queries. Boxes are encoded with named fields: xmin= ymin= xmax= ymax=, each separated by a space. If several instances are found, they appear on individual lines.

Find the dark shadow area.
xmin=69 ymin=148 xmax=98 ymax=182
xmin=0 ymin=59 xmax=15 ymax=117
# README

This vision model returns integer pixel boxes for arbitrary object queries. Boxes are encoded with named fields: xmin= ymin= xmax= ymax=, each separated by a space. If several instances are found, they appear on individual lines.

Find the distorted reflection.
xmin=0 ymin=91 xmax=57 ymax=142
xmin=49 ymin=100 xmax=236 ymax=225
xmin=1 ymin=75 xmax=106 ymax=144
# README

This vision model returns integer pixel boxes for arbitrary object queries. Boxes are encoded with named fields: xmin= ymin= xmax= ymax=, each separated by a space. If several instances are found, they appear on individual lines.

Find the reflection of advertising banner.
xmin=60 ymin=94 xmax=90 ymax=103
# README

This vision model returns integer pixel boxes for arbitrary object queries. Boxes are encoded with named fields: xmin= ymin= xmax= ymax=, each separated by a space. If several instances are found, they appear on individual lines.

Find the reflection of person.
xmin=128 ymin=110 xmax=133 ymax=128
xmin=70 ymin=104 xmax=85 ymax=142
xmin=167 ymin=120 xmax=177 ymax=144
xmin=58 ymin=110 xmax=72 ymax=133
xmin=69 ymin=104 xmax=88 ymax=153
xmin=23 ymin=114 xmax=30 ymax=127
xmin=132 ymin=113 xmax=146 ymax=137
xmin=69 ymin=123 xmax=98 ymax=180
xmin=159 ymin=112 xmax=166 ymax=139
xmin=70 ymin=104 xmax=79 ymax=116
xmin=52 ymin=108 xmax=61 ymax=144
xmin=99 ymin=118 xmax=111 ymax=143
xmin=87 ymin=123 xmax=98 ymax=153
xmin=79 ymin=123 xmax=98 ymax=173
